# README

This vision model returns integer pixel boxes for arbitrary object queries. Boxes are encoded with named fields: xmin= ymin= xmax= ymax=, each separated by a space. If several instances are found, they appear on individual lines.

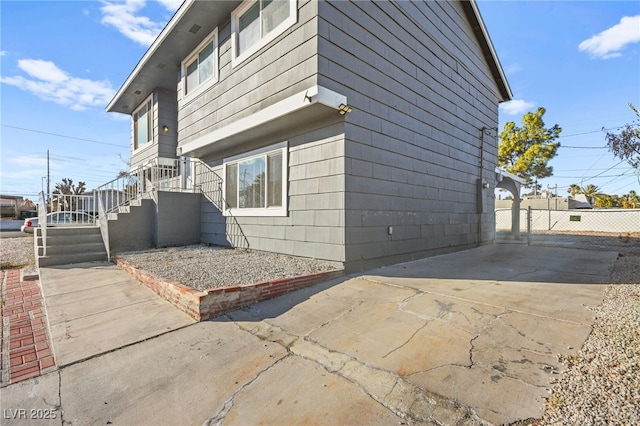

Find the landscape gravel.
xmin=539 ymin=252 xmax=640 ymax=425
xmin=115 ymin=244 xmax=344 ymax=291
xmin=0 ymin=234 xmax=35 ymax=269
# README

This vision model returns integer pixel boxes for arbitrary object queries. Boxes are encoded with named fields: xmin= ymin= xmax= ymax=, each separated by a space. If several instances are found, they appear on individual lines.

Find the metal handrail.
xmin=192 ymin=160 xmax=249 ymax=249
xmin=94 ymin=160 xmax=181 ymax=214
xmin=98 ymin=195 xmax=110 ymax=262
xmin=38 ymin=191 xmax=47 ymax=257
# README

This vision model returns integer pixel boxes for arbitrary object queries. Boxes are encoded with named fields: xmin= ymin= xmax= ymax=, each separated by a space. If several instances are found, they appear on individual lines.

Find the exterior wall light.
xmin=338 ymin=104 xmax=353 ymax=115
xmin=163 ymin=125 xmax=169 ymax=133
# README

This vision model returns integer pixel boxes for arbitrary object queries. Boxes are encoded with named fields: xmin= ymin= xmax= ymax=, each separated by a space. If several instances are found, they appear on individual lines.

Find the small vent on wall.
xmin=157 ymin=63 xmax=166 ymax=69
xmin=189 ymin=24 xmax=201 ymax=34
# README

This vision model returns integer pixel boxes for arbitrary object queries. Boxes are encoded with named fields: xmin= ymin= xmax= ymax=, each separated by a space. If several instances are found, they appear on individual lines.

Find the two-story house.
xmin=106 ymin=0 xmax=512 ymax=271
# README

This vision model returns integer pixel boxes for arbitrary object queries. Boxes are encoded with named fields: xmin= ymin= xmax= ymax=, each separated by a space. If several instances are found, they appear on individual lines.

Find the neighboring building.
xmin=107 ymin=0 xmax=512 ymax=271
xmin=495 ymin=195 xmax=592 ymax=211
xmin=0 ymin=195 xmax=36 ymax=219
xmin=0 ymin=196 xmax=20 ymax=218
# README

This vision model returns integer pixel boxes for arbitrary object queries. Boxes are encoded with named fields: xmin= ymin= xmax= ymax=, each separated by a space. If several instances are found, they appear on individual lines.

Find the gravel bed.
xmin=0 ymin=234 xmax=35 ymax=269
xmin=539 ymin=252 xmax=640 ymax=425
xmin=115 ymin=244 xmax=344 ymax=291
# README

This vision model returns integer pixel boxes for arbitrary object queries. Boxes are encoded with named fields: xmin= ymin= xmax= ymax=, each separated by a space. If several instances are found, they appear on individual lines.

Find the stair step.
xmin=35 ymin=225 xmax=107 ymax=267
xmin=38 ymin=242 xmax=106 ymax=257
xmin=37 ymin=252 xmax=108 ymax=268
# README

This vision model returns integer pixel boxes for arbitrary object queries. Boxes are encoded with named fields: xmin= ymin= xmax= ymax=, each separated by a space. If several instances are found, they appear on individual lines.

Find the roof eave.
xmin=463 ymin=0 xmax=513 ymax=103
xmin=106 ymin=0 xmax=193 ymax=114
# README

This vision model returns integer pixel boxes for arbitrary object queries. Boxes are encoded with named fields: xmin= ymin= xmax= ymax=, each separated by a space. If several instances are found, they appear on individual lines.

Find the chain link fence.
xmin=496 ymin=208 xmax=640 ymax=252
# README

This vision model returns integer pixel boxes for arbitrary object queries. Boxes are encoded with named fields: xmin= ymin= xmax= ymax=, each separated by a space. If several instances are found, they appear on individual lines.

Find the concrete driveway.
xmin=1 ymin=245 xmax=615 ymax=425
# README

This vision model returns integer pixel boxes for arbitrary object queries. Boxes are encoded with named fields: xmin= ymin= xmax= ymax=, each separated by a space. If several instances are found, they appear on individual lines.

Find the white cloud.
xmin=579 ymin=15 xmax=640 ymax=59
xmin=499 ymin=99 xmax=536 ymax=116
xmin=505 ymin=64 xmax=522 ymax=75
xmin=8 ymin=155 xmax=48 ymax=168
xmin=0 ymin=50 xmax=7 ymax=57
xmin=100 ymin=0 xmax=179 ymax=47
xmin=157 ymin=0 xmax=183 ymax=11
xmin=0 ymin=59 xmax=115 ymax=111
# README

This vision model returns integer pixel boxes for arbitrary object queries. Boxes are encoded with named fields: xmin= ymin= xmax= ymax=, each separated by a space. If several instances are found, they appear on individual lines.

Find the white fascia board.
xmin=106 ymin=0 xmax=194 ymax=112
xmin=495 ymin=167 xmax=526 ymax=184
xmin=469 ymin=0 xmax=513 ymax=101
xmin=179 ymin=85 xmax=347 ymax=157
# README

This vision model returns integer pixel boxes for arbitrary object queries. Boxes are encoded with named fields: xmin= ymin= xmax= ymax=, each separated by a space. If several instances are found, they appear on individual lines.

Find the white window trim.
xmin=179 ymin=28 xmax=218 ymax=105
xmin=132 ymin=93 xmax=154 ymax=154
xmin=222 ymin=143 xmax=288 ymax=217
xmin=230 ymin=0 xmax=297 ymax=68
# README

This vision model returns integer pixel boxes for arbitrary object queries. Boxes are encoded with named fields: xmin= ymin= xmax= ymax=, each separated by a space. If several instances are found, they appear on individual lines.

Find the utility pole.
xmin=46 ymin=149 xmax=51 ymax=205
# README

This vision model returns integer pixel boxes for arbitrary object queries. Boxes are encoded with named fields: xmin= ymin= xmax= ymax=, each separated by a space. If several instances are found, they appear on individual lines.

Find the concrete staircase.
xmin=36 ymin=226 xmax=108 ymax=268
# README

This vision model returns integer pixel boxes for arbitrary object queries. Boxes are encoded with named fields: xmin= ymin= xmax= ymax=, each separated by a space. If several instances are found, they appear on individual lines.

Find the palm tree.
xmin=567 ymin=184 xmax=581 ymax=197
xmin=580 ymin=184 xmax=605 ymax=207
xmin=623 ymin=190 xmax=639 ymax=209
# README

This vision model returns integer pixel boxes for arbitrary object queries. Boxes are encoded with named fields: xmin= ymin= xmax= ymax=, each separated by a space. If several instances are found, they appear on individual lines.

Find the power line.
xmin=2 ymin=124 xmax=129 ymax=148
xmin=556 ymin=124 xmax=638 ymax=140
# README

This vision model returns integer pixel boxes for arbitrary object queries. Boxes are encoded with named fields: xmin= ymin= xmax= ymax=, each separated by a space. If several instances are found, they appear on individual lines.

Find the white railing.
xmin=193 ymin=160 xmax=249 ymax=249
xmin=38 ymin=191 xmax=47 ymax=256
xmin=95 ymin=159 xmax=181 ymax=214
xmin=50 ymin=194 xmax=98 ymax=225
xmin=98 ymin=195 xmax=110 ymax=262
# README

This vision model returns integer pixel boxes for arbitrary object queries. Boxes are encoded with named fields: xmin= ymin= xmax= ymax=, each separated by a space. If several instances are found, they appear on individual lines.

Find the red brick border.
xmin=1 ymin=269 xmax=56 ymax=385
xmin=113 ymin=258 xmax=344 ymax=321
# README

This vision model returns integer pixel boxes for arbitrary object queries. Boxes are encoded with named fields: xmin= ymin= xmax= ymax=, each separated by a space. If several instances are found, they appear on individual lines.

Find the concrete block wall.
xmin=108 ymin=199 xmax=156 ymax=253
xmin=155 ymin=192 xmax=201 ymax=247
xmin=317 ymin=0 xmax=501 ymax=269
xmin=109 ymin=192 xmax=201 ymax=254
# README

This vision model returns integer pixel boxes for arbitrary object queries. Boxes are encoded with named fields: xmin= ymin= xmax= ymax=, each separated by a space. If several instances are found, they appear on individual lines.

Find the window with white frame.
xmin=133 ymin=96 xmax=153 ymax=150
xmin=223 ymin=144 xmax=287 ymax=216
xmin=231 ymin=0 xmax=297 ymax=66
xmin=181 ymin=29 xmax=218 ymax=99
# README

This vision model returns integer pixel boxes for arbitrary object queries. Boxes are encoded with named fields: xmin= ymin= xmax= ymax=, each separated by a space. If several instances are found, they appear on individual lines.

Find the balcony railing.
xmin=94 ymin=159 xmax=181 ymax=214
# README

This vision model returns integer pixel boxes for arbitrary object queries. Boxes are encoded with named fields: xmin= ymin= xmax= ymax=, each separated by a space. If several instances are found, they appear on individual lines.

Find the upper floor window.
xmin=181 ymin=29 xmax=218 ymax=101
xmin=133 ymin=96 xmax=153 ymax=150
xmin=223 ymin=143 xmax=288 ymax=216
xmin=231 ymin=0 xmax=297 ymax=67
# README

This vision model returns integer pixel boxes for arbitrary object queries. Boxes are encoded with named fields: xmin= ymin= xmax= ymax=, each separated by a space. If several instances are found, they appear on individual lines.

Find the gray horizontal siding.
xmin=200 ymin=123 xmax=347 ymax=263
xmin=317 ymin=0 xmax=500 ymax=267
xmin=177 ymin=0 xmax=320 ymax=147
xmin=130 ymin=90 xmax=179 ymax=168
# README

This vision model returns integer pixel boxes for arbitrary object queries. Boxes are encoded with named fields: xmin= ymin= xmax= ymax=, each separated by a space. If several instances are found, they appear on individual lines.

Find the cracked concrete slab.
xmin=0 ymin=371 xmax=61 ymax=426
xmin=1 ymin=245 xmax=616 ymax=425
xmin=213 ymin=355 xmax=404 ymax=425
xmin=39 ymin=263 xmax=196 ymax=366
xmin=59 ymin=321 xmax=287 ymax=425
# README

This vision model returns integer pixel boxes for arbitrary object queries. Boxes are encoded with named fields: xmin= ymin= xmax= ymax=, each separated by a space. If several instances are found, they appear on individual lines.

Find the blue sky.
xmin=1 ymin=0 xmax=639 ymax=202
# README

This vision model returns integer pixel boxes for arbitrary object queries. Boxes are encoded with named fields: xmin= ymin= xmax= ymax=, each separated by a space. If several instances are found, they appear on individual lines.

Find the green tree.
xmin=605 ymin=103 xmax=640 ymax=169
xmin=567 ymin=184 xmax=581 ymax=197
xmin=53 ymin=178 xmax=86 ymax=195
xmin=595 ymin=194 xmax=619 ymax=208
xmin=499 ymin=107 xmax=562 ymax=188
xmin=578 ymin=184 xmax=608 ymax=207
xmin=621 ymin=190 xmax=639 ymax=209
